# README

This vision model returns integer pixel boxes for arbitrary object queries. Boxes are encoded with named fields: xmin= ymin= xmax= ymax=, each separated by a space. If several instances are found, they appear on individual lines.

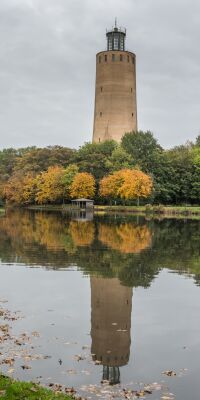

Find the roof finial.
xmin=115 ymin=17 xmax=117 ymax=28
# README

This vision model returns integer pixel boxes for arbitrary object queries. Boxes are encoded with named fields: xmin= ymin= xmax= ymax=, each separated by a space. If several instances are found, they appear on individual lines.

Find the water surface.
xmin=0 ymin=210 xmax=200 ymax=399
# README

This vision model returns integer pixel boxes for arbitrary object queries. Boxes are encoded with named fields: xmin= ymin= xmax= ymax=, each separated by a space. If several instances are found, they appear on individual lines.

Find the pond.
xmin=0 ymin=209 xmax=200 ymax=399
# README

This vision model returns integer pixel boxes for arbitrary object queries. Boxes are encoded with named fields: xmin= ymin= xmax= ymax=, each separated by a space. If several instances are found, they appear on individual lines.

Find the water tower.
xmin=93 ymin=21 xmax=137 ymax=143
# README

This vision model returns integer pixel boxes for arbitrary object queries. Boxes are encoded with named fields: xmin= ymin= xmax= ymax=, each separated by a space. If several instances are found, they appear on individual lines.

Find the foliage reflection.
xmin=0 ymin=210 xmax=200 ymax=288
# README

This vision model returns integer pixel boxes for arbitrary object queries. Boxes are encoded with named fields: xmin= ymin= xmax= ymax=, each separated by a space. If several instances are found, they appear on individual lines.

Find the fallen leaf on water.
xmin=21 ymin=365 xmax=31 ymax=370
xmin=81 ymin=370 xmax=91 ymax=375
xmin=14 ymin=339 xmax=23 ymax=346
xmin=2 ymin=358 xmax=14 ymax=366
xmin=74 ymin=354 xmax=85 ymax=361
xmin=31 ymin=331 xmax=40 ymax=337
xmin=162 ymin=370 xmax=176 ymax=377
xmin=43 ymin=355 xmax=52 ymax=359
xmin=65 ymin=387 xmax=76 ymax=394
xmin=67 ymin=369 xmax=77 ymax=375
xmin=161 ymin=397 xmax=174 ymax=400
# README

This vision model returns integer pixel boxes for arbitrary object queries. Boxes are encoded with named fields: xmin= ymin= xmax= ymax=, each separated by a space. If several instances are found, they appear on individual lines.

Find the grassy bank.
xmin=0 ymin=374 xmax=74 ymax=400
xmin=94 ymin=205 xmax=200 ymax=216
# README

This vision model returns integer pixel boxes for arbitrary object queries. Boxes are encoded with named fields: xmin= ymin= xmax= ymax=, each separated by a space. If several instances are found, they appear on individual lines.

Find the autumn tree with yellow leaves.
xmin=70 ymin=172 xmax=95 ymax=199
xmin=4 ymin=172 xmax=37 ymax=205
xmin=35 ymin=166 xmax=65 ymax=204
xmin=99 ymin=169 xmax=153 ymax=204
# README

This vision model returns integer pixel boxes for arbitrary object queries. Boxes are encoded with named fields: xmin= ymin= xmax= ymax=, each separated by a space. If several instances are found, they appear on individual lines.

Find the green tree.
xmin=105 ymin=145 xmax=133 ymax=172
xmin=195 ymin=135 xmax=200 ymax=147
xmin=121 ymin=131 xmax=163 ymax=173
xmin=73 ymin=140 xmax=117 ymax=181
xmin=61 ymin=164 xmax=79 ymax=201
xmin=14 ymin=146 xmax=75 ymax=174
xmin=191 ymin=147 xmax=200 ymax=201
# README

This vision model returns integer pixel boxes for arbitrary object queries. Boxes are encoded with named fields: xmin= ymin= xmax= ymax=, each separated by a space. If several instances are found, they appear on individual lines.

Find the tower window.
xmin=127 ymin=55 xmax=130 ymax=62
xmin=100 ymin=112 xmax=102 ymax=117
xmin=132 ymin=113 xmax=134 ymax=117
xmin=99 ymin=56 xmax=101 ymax=63
xmin=101 ymin=87 xmax=103 ymax=92
xmin=112 ymin=54 xmax=115 ymax=62
xmin=131 ymin=88 xmax=133 ymax=93
xmin=105 ymin=55 xmax=107 ymax=62
xmin=120 ymin=54 xmax=123 ymax=62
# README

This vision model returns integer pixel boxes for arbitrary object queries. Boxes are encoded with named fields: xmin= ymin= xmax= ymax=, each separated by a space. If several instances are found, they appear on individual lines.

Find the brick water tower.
xmin=93 ymin=21 xmax=137 ymax=143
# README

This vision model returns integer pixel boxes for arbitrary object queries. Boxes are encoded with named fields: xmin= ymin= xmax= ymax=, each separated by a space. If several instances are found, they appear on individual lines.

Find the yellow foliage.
xmin=99 ymin=169 xmax=153 ymax=200
xmin=4 ymin=173 xmax=36 ymax=205
xmin=70 ymin=172 xmax=95 ymax=199
xmin=35 ymin=166 xmax=65 ymax=204
xmin=99 ymin=171 xmax=124 ymax=198
xmin=118 ymin=169 xmax=153 ymax=200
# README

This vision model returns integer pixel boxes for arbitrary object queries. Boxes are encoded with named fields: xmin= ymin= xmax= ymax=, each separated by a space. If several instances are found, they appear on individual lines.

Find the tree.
xmin=162 ymin=145 xmax=193 ymax=204
xmin=195 ymin=135 xmax=200 ymax=147
xmin=61 ymin=164 xmax=79 ymax=201
xmin=99 ymin=169 xmax=153 ymax=204
xmin=105 ymin=145 xmax=133 ymax=172
xmin=3 ymin=172 xmax=36 ymax=205
xmin=121 ymin=131 xmax=163 ymax=173
xmin=73 ymin=141 xmax=117 ymax=181
xmin=191 ymin=147 xmax=200 ymax=201
xmin=14 ymin=146 xmax=75 ymax=174
xmin=99 ymin=171 xmax=124 ymax=199
xmin=70 ymin=172 xmax=96 ymax=199
xmin=21 ymin=174 xmax=37 ymax=204
xmin=36 ymin=166 xmax=65 ymax=204
xmin=4 ymin=172 xmax=25 ymax=204
xmin=118 ymin=169 xmax=153 ymax=203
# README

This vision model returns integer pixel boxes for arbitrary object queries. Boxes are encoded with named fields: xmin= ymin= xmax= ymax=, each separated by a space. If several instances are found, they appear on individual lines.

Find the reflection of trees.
xmin=0 ymin=210 xmax=200 ymax=288
xmin=0 ymin=211 xmax=76 ymax=254
xmin=70 ymin=221 xmax=95 ymax=246
xmin=99 ymin=223 xmax=151 ymax=254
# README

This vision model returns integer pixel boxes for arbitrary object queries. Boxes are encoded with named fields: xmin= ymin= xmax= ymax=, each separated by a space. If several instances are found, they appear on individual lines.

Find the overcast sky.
xmin=0 ymin=0 xmax=199 ymax=150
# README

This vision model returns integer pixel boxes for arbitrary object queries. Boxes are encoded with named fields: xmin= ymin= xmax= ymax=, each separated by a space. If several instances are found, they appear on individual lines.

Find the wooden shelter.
xmin=71 ymin=198 xmax=94 ymax=209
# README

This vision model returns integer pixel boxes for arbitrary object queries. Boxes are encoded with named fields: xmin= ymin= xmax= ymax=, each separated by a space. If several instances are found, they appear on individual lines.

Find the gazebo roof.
xmin=71 ymin=198 xmax=94 ymax=202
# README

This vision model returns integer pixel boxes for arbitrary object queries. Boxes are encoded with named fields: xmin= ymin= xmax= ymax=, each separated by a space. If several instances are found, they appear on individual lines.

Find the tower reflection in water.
xmin=91 ymin=277 xmax=133 ymax=385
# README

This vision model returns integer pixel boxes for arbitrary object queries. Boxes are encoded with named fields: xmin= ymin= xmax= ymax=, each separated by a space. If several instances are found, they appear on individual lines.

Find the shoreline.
xmin=0 ymin=374 xmax=74 ymax=399
xmin=94 ymin=205 xmax=200 ymax=216
xmin=3 ymin=204 xmax=200 ymax=219
xmin=25 ymin=204 xmax=200 ymax=217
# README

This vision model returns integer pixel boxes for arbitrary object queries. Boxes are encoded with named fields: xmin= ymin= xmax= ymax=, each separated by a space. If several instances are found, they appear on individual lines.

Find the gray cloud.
xmin=0 ymin=0 xmax=199 ymax=149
